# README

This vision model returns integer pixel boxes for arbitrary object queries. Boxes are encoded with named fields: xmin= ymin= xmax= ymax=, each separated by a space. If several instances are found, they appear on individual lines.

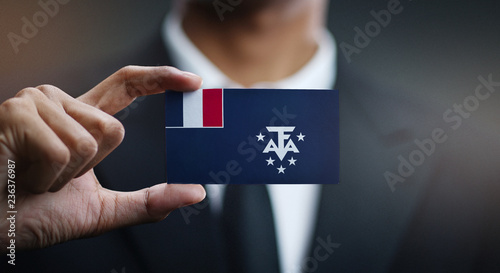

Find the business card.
xmin=165 ymin=88 xmax=339 ymax=184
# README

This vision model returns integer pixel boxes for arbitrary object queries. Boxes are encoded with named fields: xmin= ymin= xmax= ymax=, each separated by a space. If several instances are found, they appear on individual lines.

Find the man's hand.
xmin=0 ymin=66 xmax=205 ymax=251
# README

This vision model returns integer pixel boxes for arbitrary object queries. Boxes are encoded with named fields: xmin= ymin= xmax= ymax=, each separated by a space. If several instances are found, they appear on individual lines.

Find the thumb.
xmin=98 ymin=183 xmax=206 ymax=230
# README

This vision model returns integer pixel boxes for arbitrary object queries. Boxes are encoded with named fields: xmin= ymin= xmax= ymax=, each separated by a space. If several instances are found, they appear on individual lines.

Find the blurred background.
xmin=1 ymin=0 xmax=499 ymax=127
xmin=0 ymin=1 xmax=171 ymax=100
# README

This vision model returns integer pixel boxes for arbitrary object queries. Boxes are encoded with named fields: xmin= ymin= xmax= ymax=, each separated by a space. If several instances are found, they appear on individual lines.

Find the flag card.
xmin=165 ymin=88 xmax=339 ymax=184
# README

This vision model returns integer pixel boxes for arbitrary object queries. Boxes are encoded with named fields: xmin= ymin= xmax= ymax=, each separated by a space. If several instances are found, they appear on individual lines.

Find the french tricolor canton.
xmin=165 ymin=88 xmax=223 ymax=128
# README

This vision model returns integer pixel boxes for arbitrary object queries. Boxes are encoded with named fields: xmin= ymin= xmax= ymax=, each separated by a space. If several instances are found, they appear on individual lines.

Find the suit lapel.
xmin=305 ymin=59 xmax=431 ymax=272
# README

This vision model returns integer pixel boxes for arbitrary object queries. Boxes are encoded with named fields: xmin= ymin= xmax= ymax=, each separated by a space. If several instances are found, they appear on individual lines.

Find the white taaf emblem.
xmin=256 ymin=126 xmax=305 ymax=174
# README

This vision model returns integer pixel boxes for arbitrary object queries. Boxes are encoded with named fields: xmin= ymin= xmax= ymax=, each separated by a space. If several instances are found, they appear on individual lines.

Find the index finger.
xmin=77 ymin=66 xmax=202 ymax=115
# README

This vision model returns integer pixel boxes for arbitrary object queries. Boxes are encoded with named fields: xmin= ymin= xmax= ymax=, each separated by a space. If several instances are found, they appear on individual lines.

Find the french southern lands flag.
xmin=165 ymin=88 xmax=339 ymax=184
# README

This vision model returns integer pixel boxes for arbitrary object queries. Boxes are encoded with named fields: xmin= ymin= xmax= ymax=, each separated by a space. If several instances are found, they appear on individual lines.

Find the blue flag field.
xmin=165 ymin=88 xmax=339 ymax=184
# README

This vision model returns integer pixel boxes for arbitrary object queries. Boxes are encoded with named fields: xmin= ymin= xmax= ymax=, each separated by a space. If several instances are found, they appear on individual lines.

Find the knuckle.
xmin=142 ymin=73 xmax=160 ymax=92
xmin=119 ymin=65 xmax=138 ymax=74
xmin=118 ymin=66 xmax=142 ymax=98
xmin=36 ymin=84 xmax=55 ymax=92
xmin=1 ymin=97 xmax=26 ymax=111
xmin=15 ymin=87 xmax=44 ymax=99
xmin=75 ymin=134 xmax=99 ymax=158
xmin=117 ymin=65 xmax=139 ymax=83
xmin=0 ymin=97 xmax=35 ymax=121
xmin=36 ymin=84 xmax=59 ymax=97
xmin=157 ymin=65 xmax=175 ymax=74
xmin=49 ymin=146 xmax=71 ymax=169
xmin=97 ymin=117 xmax=125 ymax=146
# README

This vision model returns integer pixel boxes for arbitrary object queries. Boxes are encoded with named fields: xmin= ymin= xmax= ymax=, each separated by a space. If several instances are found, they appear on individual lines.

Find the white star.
xmin=266 ymin=157 xmax=275 ymax=166
xmin=297 ymin=133 xmax=306 ymax=141
xmin=288 ymin=157 xmax=297 ymax=166
xmin=256 ymin=132 xmax=266 ymax=141
xmin=277 ymin=165 xmax=286 ymax=174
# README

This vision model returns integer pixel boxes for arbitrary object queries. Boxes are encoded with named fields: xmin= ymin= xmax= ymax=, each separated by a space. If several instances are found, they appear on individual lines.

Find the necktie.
xmin=222 ymin=184 xmax=281 ymax=273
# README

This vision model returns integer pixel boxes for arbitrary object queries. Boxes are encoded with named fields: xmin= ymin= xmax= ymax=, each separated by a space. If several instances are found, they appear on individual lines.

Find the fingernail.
xmin=182 ymin=72 xmax=203 ymax=89
xmin=182 ymin=71 xmax=198 ymax=78
xmin=181 ymin=185 xmax=206 ymax=207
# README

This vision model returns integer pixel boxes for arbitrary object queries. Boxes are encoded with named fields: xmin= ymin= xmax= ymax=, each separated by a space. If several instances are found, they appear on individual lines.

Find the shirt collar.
xmin=162 ymin=11 xmax=337 ymax=89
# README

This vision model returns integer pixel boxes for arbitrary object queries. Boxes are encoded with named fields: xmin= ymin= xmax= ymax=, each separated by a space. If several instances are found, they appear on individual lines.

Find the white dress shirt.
xmin=162 ymin=11 xmax=337 ymax=273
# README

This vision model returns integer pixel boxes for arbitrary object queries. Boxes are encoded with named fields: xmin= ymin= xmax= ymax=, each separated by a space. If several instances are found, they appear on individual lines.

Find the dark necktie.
xmin=222 ymin=184 xmax=281 ymax=273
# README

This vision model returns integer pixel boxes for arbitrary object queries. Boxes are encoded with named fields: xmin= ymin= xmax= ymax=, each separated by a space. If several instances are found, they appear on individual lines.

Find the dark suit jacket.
xmin=10 ymin=25 xmax=500 ymax=273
